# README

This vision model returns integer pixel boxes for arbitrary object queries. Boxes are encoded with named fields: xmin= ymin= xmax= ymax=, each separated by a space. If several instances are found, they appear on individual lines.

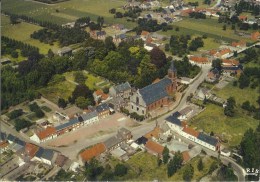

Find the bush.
xmin=114 ymin=164 xmax=128 ymax=176
xmin=8 ymin=109 xmax=23 ymax=120
xmin=14 ymin=118 xmax=32 ymax=131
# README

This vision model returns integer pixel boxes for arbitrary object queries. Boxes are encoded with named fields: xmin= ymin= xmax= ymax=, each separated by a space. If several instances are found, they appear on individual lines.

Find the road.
xmin=1 ymin=64 xmax=245 ymax=180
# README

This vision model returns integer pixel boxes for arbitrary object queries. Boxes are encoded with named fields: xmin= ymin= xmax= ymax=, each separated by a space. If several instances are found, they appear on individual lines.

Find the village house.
xmin=18 ymin=143 xmax=39 ymax=162
xmin=57 ymin=47 xmax=72 ymax=57
xmin=91 ymin=30 xmax=106 ymax=40
xmin=105 ymin=96 xmax=126 ymax=112
xmin=79 ymin=111 xmax=99 ymax=125
xmin=95 ymin=103 xmax=110 ymax=119
xmin=165 ymin=113 xmax=185 ymax=134
xmin=144 ymin=126 xmax=161 ymax=142
xmin=33 ymin=147 xmax=56 ymax=165
xmin=93 ymin=89 xmax=110 ymax=104
xmin=104 ymin=128 xmax=132 ymax=152
xmin=222 ymin=59 xmax=239 ymax=67
xmin=231 ymin=40 xmax=246 ymax=48
xmin=222 ymin=65 xmax=243 ymax=76
xmin=112 ymin=24 xmax=125 ymax=31
xmin=215 ymin=48 xmax=232 ymax=59
xmin=109 ymin=82 xmax=132 ymax=99
xmin=189 ymin=56 xmax=210 ymax=65
xmin=130 ymin=61 xmax=178 ymax=116
xmin=79 ymin=143 xmax=106 ymax=164
xmin=30 ymin=127 xmax=57 ymax=143
xmin=206 ymin=68 xmax=220 ymax=82
xmin=140 ymin=30 xmax=151 ymax=41
xmin=251 ymin=31 xmax=260 ymax=41
xmin=196 ymin=133 xmax=220 ymax=151
xmin=113 ymin=34 xmax=127 ymax=43
xmin=145 ymin=140 xmax=164 ymax=157
xmin=55 ymin=154 xmax=69 ymax=168
xmin=179 ymin=106 xmax=193 ymax=120
xmin=181 ymin=126 xmax=199 ymax=142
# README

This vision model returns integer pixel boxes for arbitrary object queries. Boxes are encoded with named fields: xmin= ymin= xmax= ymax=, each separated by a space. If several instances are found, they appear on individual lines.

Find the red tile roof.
xmin=251 ymin=31 xmax=260 ymax=41
xmin=95 ymin=90 xmax=109 ymax=100
xmin=183 ymin=127 xmax=199 ymax=137
xmin=0 ymin=141 xmax=9 ymax=148
xmin=182 ymin=151 xmax=190 ymax=163
xmin=231 ymin=41 xmax=246 ymax=47
xmin=25 ymin=143 xmax=39 ymax=158
xmin=144 ymin=127 xmax=161 ymax=139
xmin=222 ymin=59 xmax=239 ymax=66
xmin=37 ymin=127 xmax=56 ymax=140
xmin=209 ymin=49 xmax=217 ymax=55
xmin=218 ymin=48 xmax=231 ymax=56
xmin=145 ymin=140 xmax=164 ymax=155
xmin=141 ymin=30 xmax=150 ymax=36
xmin=80 ymin=143 xmax=106 ymax=162
xmin=239 ymin=15 xmax=247 ymax=21
xmin=190 ymin=56 xmax=209 ymax=63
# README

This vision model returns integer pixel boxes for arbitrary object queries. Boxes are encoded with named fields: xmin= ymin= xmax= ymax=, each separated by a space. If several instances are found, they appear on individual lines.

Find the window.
xmin=132 ymin=105 xmax=133 ymax=109
xmin=137 ymin=107 xmax=139 ymax=111
xmin=136 ymin=97 xmax=139 ymax=105
xmin=142 ymin=110 xmax=144 ymax=114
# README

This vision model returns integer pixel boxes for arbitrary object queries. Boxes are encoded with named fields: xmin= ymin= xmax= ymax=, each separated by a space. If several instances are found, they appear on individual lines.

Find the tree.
xmin=183 ymin=164 xmax=194 ymax=181
xmin=223 ymin=24 xmax=227 ymax=30
xmin=238 ymin=74 xmax=250 ymax=89
xmin=224 ymin=97 xmax=236 ymax=117
xmin=85 ymin=158 xmax=104 ymax=180
xmin=71 ymin=84 xmax=93 ymax=103
xmin=14 ymin=118 xmax=32 ymax=131
xmin=74 ymin=71 xmax=87 ymax=84
xmin=8 ymin=109 xmax=24 ymax=120
xmin=109 ymin=8 xmax=116 ymax=14
xmin=114 ymin=164 xmax=128 ymax=176
xmin=48 ymin=49 xmax=54 ymax=58
xmin=217 ymin=164 xmax=237 ymax=181
xmin=10 ymin=15 xmax=19 ymax=24
xmin=197 ymin=158 xmax=204 ymax=171
xmin=58 ymin=98 xmax=67 ymax=109
xmin=75 ymin=96 xmax=91 ymax=109
xmin=163 ymin=146 xmax=170 ymax=164
xmin=150 ymin=47 xmax=167 ymax=69
xmin=11 ymin=51 xmax=18 ymax=58
xmin=105 ymin=36 xmax=116 ymax=51
xmin=167 ymin=151 xmax=183 ymax=177
xmin=212 ymin=59 xmax=222 ymax=70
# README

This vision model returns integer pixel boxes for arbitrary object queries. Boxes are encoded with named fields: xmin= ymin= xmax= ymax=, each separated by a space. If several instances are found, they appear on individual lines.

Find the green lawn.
xmin=212 ymin=82 xmax=259 ymax=107
xmin=2 ymin=0 xmax=136 ymax=28
xmin=160 ymin=18 xmax=252 ymax=43
xmin=190 ymin=104 xmax=259 ymax=147
xmin=109 ymin=152 xmax=217 ymax=181
xmin=1 ymin=15 xmax=59 ymax=54
xmin=39 ymin=80 xmax=76 ymax=104
xmin=183 ymin=0 xmax=218 ymax=8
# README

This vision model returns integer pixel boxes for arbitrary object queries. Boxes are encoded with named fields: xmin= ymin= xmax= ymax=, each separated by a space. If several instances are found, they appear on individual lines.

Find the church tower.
xmin=168 ymin=61 xmax=177 ymax=82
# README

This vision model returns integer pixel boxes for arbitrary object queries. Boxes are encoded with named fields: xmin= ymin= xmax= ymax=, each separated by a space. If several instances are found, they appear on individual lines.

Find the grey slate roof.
xmin=165 ymin=114 xmax=182 ymax=126
xmin=41 ymin=149 xmax=55 ymax=161
xmin=81 ymin=111 xmax=98 ymax=121
xmin=35 ymin=147 xmax=44 ymax=158
xmin=0 ymin=132 xmax=7 ymax=141
xmin=104 ymin=136 xmax=122 ymax=149
xmin=139 ymin=78 xmax=172 ymax=105
xmin=7 ymin=134 xmax=17 ymax=142
xmin=197 ymin=133 xmax=218 ymax=146
xmin=55 ymin=118 xmax=79 ymax=131
xmin=114 ymin=82 xmax=131 ymax=93
xmin=96 ymin=103 xmax=110 ymax=113
xmin=135 ymin=136 xmax=148 ymax=145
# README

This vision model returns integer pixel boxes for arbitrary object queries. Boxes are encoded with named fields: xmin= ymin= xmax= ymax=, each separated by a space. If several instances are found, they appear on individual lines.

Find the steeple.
xmin=168 ymin=60 xmax=177 ymax=81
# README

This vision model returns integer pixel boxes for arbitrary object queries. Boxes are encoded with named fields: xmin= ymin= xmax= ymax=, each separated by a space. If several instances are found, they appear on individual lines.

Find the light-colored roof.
xmin=179 ymin=106 xmax=193 ymax=116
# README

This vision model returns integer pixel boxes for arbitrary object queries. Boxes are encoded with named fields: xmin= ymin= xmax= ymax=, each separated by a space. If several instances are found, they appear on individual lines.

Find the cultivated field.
xmin=2 ymin=0 xmax=136 ymax=28
xmin=1 ymin=15 xmax=59 ymax=55
xmin=190 ymin=104 xmax=259 ymax=147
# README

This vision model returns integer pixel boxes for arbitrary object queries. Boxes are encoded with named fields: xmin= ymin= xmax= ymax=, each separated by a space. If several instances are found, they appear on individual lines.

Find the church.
xmin=130 ymin=61 xmax=178 ymax=116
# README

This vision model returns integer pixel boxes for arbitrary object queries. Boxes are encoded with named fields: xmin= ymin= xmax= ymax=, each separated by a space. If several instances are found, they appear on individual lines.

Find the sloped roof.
xmin=135 ymin=136 xmax=148 ymax=145
xmin=145 ymin=140 xmax=164 ymax=155
xmin=96 ymin=103 xmax=110 ymax=113
xmin=55 ymin=154 xmax=68 ymax=167
xmin=0 ymin=141 xmax=9 ymax=148
xmin=183 ymin=127 xmax=199 ymax=137
xmin=25 ymin=143 xmax=39 ymax=158
xmin=104 ymin=136 xmax=122 ymax=149
xmin=113 ymin=82 xmax=131 ymax=93
xmin=80 ymin=143 xmax=106 ymax=162
xmin=165 ymin=114 xmax=182 ymax=126
xmin=197 ymin=133 xmax=218 ymax=146
xmin=179 ymin=106 xmax=193 ymax=116
xmin=139 ymin=77 xmax=172 ymax=105
xmin=81 ymin=111 xmax=98 ymax=121
xmin=141 ymin=30 xmax=150 ymax=36
xmin=41 ymin=149 xmax=55 ymax=161
xmin=218 ymin=48 xmax=231 ymax=56
xmin=222 ymin=59 xmax=239 ymax=66
xmin=37 ymin=127 xmax=56 ymax=140
xmin=182 ymin=151 xmax=191 ymax=163
xmin=35 ymin=147 xmax=44 ymax=158
xmin=144 ymin=127 xmax=161 ymax=139
xmin=55 ymin=118 xmax=79 ymax=131
xmin=190 ymin=56 xmax=209 ymax=63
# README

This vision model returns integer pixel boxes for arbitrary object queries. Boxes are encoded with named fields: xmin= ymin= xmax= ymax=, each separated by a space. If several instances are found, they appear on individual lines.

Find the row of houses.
xmin=79 ymin=127 xmax=132 ymax=164
xmin=31 ymin=103 xmax=111 ymax=143
xmin=165 ymin=113 xmax=220 ymax=151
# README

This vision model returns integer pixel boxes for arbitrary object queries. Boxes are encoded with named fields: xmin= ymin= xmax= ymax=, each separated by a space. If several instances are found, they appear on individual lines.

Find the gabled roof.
xmin=35 ymin=147 xmax=44 ymax=158
xmin=222 ymin=66 xmax=242 ymax=71
xmin=0 ymin=141 xmax=9 ymax=148
xmin=182 ymin=151 xmax=190 ymax=163
xmin=1 ymin=132 xmax=7 ymax=141
xmin=190 ymin=56 xmax=209 ymax=63
xmin=80 ymin=143 xmax=106 ymax=162
xmin=25 ymin=143 xmax=39 ymax=158
xmin=141 ymin=30 xmax=150 ymax=36
xmin=165 ymin=114 xmax=182 ymax=126
xmin=197 ymin=133 xmax=218 ymax=146
xmin=218 ymin=48 xmax=231 ymax=56
xmin=55 ymin=117 xmax=79 ymax=131
xmin=139 ymin=77 xmax=172 ymax=105
xmin=55 ymin=154 xmax=68 ymax=167
xmin=104 ymin=136 xmax=122 ymax=149
xmin=96 ymin=103 xmax=110 ymax=113
xmin=113 ymin=82 xmax=131 ymax=93
xmin=81 ymin=111 xmax=98 ymax=121
xmin=37 ymin=127 xmax=56 ymax=140
xmin=41 ymin=149 xmax=55 ymax=161
xmin=135 ymin=136 xmax=148 ymax=145
xmin=183 ymin=127 xmax=199 ymax=137
xmin=179 ymin=106 xmax=193 ymax=116
xmin=144 ymin=127 xmax=161 ymax=139
xmin=222 ymin=59 xmax=239 ymax=66
xmin=145 ymin=140 xmax=164 ymax=155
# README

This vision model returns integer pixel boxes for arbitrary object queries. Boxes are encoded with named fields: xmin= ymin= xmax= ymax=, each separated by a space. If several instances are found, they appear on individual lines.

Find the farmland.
xmin=1 ymin=15 xmax=59 ymax=55
xmin=2 ymin=0 xmax=136 ymax=28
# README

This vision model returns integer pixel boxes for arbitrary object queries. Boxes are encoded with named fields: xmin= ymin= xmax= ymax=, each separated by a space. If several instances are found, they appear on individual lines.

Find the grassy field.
xmin=183 ymin=0 xmax=218 ymax=8
xmin=1 ymin=15 xmax=59 ymax=55
xmin=160 ymin=18 xmax=252 ymax=43
xmin=109 ymin=152 xmax=217 ymax=181
xmin=2 ymin=0 xmax=136 ymax=28
xmin=212 ymin=83 xmax=259 ymax=107
xmin=190 ymin=104 xmax=259 ymax=147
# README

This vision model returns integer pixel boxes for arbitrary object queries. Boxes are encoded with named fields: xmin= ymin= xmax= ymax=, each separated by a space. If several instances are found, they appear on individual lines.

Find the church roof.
xmin=139 ymin=77 xmax=172 ymax=105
